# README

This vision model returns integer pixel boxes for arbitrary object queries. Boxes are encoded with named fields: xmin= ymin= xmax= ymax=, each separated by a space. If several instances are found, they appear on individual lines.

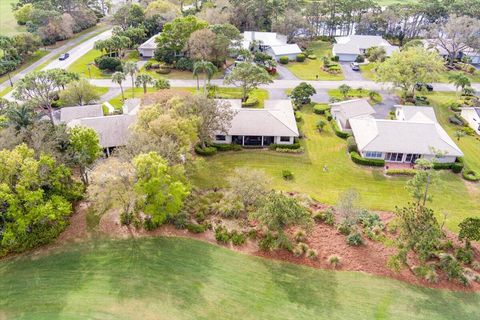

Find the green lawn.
xmin=1 ymin=237 xmax=478 ymax=319
xmin=426 ymin=92 xmax=480 ymax=173
xmin=192 ymin=104 xmax=480 ymax=232
xmin=286 ymin=41 xmax=344 ymax=81
xmin=0 ymin=49 xmax=49 ymax=85
xmin=360 ymin=63 xmax=377 ymax=81
xmin=67 ymin=49 xmax=111 ymax=79
xmin=0 ymin=0 xmax=25 ymax=36
xmin=141 ymin=66 xmax=225 ymax=80
xmin=328 ymin=88 xmax=382 ymax=103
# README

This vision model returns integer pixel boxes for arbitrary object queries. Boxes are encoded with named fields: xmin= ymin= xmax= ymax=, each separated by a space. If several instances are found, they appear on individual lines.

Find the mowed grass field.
xmin=1 ymin=237 xmax=479 ymax=320
xmin=192 ymin=104 xmax=480 ymax=232
xmin=0 ymin=0 xmax=25 ymax=36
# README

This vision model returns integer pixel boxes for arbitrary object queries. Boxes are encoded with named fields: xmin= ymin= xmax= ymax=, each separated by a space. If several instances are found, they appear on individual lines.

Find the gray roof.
xmin=139 ymin=33 xmax=159 ymax=50
xmin=60 ymin=104 xmax=104 ymax=123
xmin=350 ymin=115 xmax=463 ymax=157
xmin=396 ymin=105 xmax=438 ymax=122
xmin=67 ymin=114 xmax=136 ymax=148
xmin=220 ymin=99 xmax=299 ymax=137
xmin=330 ymin=99 xmax=375 ymax=119
xmin=122 ymin=98 xmax=142 ymax=115
xmin=333 ymin=35 xmax=399 ymax=56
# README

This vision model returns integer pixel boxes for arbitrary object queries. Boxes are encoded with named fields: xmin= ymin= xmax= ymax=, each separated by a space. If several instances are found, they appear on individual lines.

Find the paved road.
xmin=0 ymin=28 xmax=111 ymax=93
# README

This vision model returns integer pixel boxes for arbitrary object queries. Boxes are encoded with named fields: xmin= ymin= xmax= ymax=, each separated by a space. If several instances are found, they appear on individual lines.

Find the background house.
xmin=330 ymin=99 xmax=375 ymax=132
xmin=422 ymin=39 xmax=480 ymax=65
xmin=213 ymin=99 xmax=299 ymax=146
xmin=461 ymin=107 xmax=480 ymax=135
xmin=332 ymin=35 xmax=399 ymax=62
xmin=349 ymin=105 xmax=463 ymax=164
xmin=242 ymin=31 xmax=302 ymax=61
xmin=138 ymin=34 xmax=160 ymax=58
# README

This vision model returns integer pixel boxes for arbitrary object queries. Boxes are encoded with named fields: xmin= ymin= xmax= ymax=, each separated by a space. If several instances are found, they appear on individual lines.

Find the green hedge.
xmin=241 ymin=97 xmax=259 ymax=108
xmin=313 ymin=104 xmax=330 ymax=115
xmin=195 ymin=145 xmax=217 ymax=156
xmin=350 ymin=151 xmax=385 ymax=167
xmin=211 ymin=143 xmax=242 ymax=151
xmin=330 ymin=119 xmax=350 ymax=139
xmin=325 ymin=110 xmax=332 ymax=121
xmin=451 ymin=162 xmax=464 ymax=173
xmin=269 ymin=142 xmax=301 ymax=150
xmin=463 ymin=168 xmax=480 ymax=181
xmin=385 ymin=169 xmax=418 ymax=176
xmin=279 ymin=56 xmax=289 ymax=64
xmin=433 ymin=162 xmax=453 ymax=170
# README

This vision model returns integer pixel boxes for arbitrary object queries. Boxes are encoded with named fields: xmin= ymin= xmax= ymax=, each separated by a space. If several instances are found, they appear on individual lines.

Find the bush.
xmin=313 ymin=208 xmax=335 ymax=225
xmin=172 ymin=212 xmax=188 ymax=229
xmin=293 ymin=245 xmax=304 ymax=257
xmin=347 ymin=232 xmax=364 ymax=246
xmin=269 ymin=142 xmax=301 ymax=150
xmin=325 ymin=110 xmax=332 ymax=121
xmin=346 ymin=136 xmax=358 ymax=153
xmin=350 ymin=151 xmax=385 ymax=167
xmin=211 ymin=143 xmax=242 ymax=151
xmin=448 ymin=102 xmax=462 ymax=112
xmin=462 ymin=126 xmax=476 ymax=136
xmin=296 ymin=242 xmax=309 ymax=253
xmin=439 ymin=253 xmax=464 ymax=281
xmin=279 ymin=56 xmax=289 ymax=64
xmin=230 ymin=230 xmax=246 ymax=246
xmin=215 ymin=226 xmax=230 ymax=244
xmin=156 ymin=67 xmax=171 ymax=74
xmin=241 ymin=98 xmax=259 ymax=108
xmin=95 ymin=56 xmax=122 ymax=71
xmin=186 ymin=223 xmax=206 ymax=233
xmin=385 ymin=169 xmax=417 ymax=176
xmin=330 ymin=119 xmax=350 ymax=139
xmin=449 ymin=115 xmax=464 ymax=126
xmin=275 ymin=147 xmax=304 ymax=153
xmin=194 ymin=144 xmax=217 ymax=156
xmin=175 ymin=57 xmax=194 ymax=71
xmin=306 ymin=249 xmax=318 ymax=260
xmin=451 ymin=162 xmax=464 ymax=173
xmin=294 ymin=229 xmax=306 ymax=242
xmin=296 ymin=53 xmax=306 ymax=62
xmin=313 ymin=104 xmax=330 ymax=114
xmin=337 ymin=221 xmax=352 ymax=235
xmin=463 ymin=168 xmax=480 ymax=181
xmin=327 ymin=254 xmax=341 ymax=268
xmin=415 ymin=96 xmax=429 ymax=105
xmin=308 ymin=54 xmax=317 ymax=60
xmin=154 ymin=78 xmax=170 ymax=90
xmin=331 ymin=55 xmax=340 ymax=62
xmin=456 ymin=247 xmax=474 ymax=264
xmin=295 ymin=111 xmax=302 ymax=122
xmin=282 ymin=170 xmax=294 ymax=180
xmin=355 ymin=55 xmax=365 ymax=63
xmin=316 ymin=120 xmax=327 ymax=132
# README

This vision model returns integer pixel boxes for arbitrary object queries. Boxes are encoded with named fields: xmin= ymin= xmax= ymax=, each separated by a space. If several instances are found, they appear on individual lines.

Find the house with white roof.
xmin=422 ymin=39 xmax=480 ymax=65
xmin=330 ymin=99 xmax=375 ymax=132
xmin=460 ymin=107 xmax=480 ymax=135
xmin=333 ymin=35 xmax=399 ymax=62
xmin=349 ymin=105 xmax=463 ymax=164
xmin=138 ymin=33 xmax=160 ymax=58
xmin=213 ymin=99 xmax=299 ymax=146
xmin=242 ymin=31 xmax=302 ymax=61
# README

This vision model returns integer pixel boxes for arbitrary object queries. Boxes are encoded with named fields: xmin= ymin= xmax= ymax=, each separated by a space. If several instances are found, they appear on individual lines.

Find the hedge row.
xmin=194 ymin=145 xmax=217 ymax=156
xmin=350 ymin=151 xmax=385 ymax=167
xmin=330 ymin=119 xmax=350 ymax=139
xmin=269 ymin=142 xmax=301 ymax=150
xmin=433 ymin=161 xmax=464 ymax=173
xmin=463 ymin=168 xmax=480 ymax=181
xmin=385 ymin=169 xmax=418 ymax=176
xmin=313 ymin=104 xmax=330 ymax=115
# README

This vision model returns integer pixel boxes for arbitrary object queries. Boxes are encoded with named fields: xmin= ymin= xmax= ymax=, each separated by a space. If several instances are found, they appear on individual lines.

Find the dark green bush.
xmin=282 ymin=170 xmax=294 ymax=180
xmin=355 ymin=55 xmax=365 ymax=63
xmin=95 ymin=56 xmax=122 ymax=71
xmin=433 ymin=162 xmax=453 ymax=170
xmin=350 ymin=151 xmax=385 ymax=167
xmin=230 ymin=230 xmax=246 ymax=246
xmin=313 ymin=104 xmax=330 ymax=114
xmin=259 ymin=232 xmax=277 ymax=251
xmin=296 ymin=53 xmax=306 ymax=62
xmin=215 ymin=226 xmax=230 ymax=244
xmin=448 ymin=102 xmax=462 ymax=112
xmin=269 ymin=142 xmax=301 ymax=150
xmin=347 ymin=232 xmax=364 ymax=246
xmin=195 ymin=144 xmax=217 ymax=156
xmin=325 ymin=110 xmax=332 ymax=121
xmin=241 ymin=98 xmax=259 ymax=107
xmin=314 ymin=208 xmax=335 ymax=225
xmin=330 ymin=120 xmax=350 ymax=139
xmin=212 ymin=143 xmax=242 ymax=151
xmin=337 ymin=222 xmax=352 ymax=235
xmin=186 ymin=223 xmax=206 ymax=233
xmin=175 ymin=57 xmax=194 ymax=71
xmin=449 ymin=115 xmax=464 ymax=126
xmin=456 ymin=247 xmax=474 ymax=264
xmin=331 ymin=55 xmax=339 ymax=62
xmin=279 ymin=56 xmax=289 ymax=64
xmin=172 ymin=212 xmax=188 ymax=229
xmin=451 ymin=162 xmax=464 ymax=173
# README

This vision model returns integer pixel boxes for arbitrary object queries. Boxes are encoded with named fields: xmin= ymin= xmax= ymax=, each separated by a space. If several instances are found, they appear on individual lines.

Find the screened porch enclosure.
xmin=232 ymin=135 xmax=275 ymax=146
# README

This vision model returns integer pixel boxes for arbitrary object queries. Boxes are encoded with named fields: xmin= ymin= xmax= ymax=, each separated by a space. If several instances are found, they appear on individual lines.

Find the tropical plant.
xmin=112 ymin=71 xmax=126 ymax=102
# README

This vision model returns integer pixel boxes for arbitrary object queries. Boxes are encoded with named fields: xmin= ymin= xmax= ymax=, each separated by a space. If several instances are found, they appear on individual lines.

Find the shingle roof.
xmin=333 ymin=35 xmax=399 ymax=56
xmin=60 ymin=104 xmax=104 ymax=123
xmin=330 ymin=99 xmax=375 ymax=119
xmin=242 ymin=31 xmax=302 ymax=56
xmin=139 ymin=33 xmax=159 ymax=50
xmin=350 ymin=117 xmax=463 ymax=157
xmin=269 ymin=44 xmax=302 ymax=56
xmin=396 ymin=105 xmax=438 ymax=122
xmin=220 ymin=99 xmax=299 ymax=137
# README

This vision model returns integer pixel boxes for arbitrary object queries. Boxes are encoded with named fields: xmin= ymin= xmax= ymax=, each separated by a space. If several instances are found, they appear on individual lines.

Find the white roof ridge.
xmin=268 ymin=110 xmax=299 ymax=136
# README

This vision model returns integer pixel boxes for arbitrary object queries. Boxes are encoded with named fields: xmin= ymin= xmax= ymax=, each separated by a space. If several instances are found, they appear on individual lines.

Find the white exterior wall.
xmin=468 ymin=55 xmax=480 ymax=64
xmin=422 ymin=155 xmax=457 ymax=163
xmin=274 ymin=136 xmax=294 ymax=144
xmin=213 ymin=135 xmax=295 ymax=145
xmin=336 ymin=53 xmax=358 ymax=62
xmin=213 ymin=135 xmax=232 ymax=144
xmin=139 ymin=48 xmax=155 ymax=58
xmin=461 ymin=109 xmax=480 ymax=135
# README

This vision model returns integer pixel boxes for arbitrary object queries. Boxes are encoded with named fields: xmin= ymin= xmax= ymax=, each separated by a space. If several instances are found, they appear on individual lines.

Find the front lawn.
xmin=359 ymin=63 xmax=377 ymax=81
xmin=67 ymin=49 xmax=111 ymax=79
xmin=328 ymin=88 xmax=382 ymax=102
xmin=285 ymin=41 xmax=344 ymax=80
xmin=1 ymin=237 xmax=479 ymax=319
xmin=192 ymin=104 xmax=480 ymax=232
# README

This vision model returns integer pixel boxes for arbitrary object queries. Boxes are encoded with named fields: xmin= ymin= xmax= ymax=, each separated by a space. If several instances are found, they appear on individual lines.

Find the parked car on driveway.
xmin=350 ymin=62 xmax=360 ymax=71
xmin=415 ymin=83 xmax=433 ymax=92
xmin=59 ymin=53 xmax=70 ymax=61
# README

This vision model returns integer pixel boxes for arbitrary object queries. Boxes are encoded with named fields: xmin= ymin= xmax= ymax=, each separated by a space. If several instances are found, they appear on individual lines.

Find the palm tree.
xmin=193 ymin=60 xmax=217 ymax=93
xmin=123 ymin=61 xmax=138 ymax=98
xmin=448 ymin=73 xmax=471 ymax=95
xmin=6 ymin=104 xmax=36 ymax=130
xmin=112 ymin=71 xmax=126 ymax=102
xmin=135 ymin=73 xmax=154 ymax=94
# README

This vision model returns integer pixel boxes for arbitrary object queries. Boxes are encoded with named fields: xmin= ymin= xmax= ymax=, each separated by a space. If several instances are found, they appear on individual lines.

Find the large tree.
xmin=59 ymin=79 xmax=101 ymax=106
xmin=13 ymin=69 xmax=78 ymax=123
xmin=68 ymin=126 xmax=102 ymax=186
xmin=375 ymin=47 xmax=444 ymax=99
xmin=428 ymin=15 xmax=480 ymax=66
xmin=224 ymin=62 xmax=272 ymax=101
xmin=192 ymin=60 xmax=217 ymax=91
xmin=227 ymin=167 xmax=271 ymax=209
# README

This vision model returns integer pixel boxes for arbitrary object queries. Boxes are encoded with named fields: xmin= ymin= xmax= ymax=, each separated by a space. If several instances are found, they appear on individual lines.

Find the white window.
xmin=385 ymin=153 xmax=404 ymax=162
xmin=215 ymin=135 xmax=226 ymax=141
xmin=280 ymin=136 xmax=290 ymax=142
xmin=365 ymin=151 xmax=382 ymax=158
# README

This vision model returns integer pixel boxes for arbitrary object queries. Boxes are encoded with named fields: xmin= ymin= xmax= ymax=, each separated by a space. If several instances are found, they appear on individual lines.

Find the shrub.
xmin=275 ymin=147 xmax=304 ymax=153
xmin=337 ymin=222 xmax=352 ymax=235
xmin=448 ymin=102 xmax=462 ymax=112
xmin=432 ymin=162 xmax=453 ymax=170
xmin=269 ymin=142 xmax=301 ymax=150
xmin=439 ymin=253 xmax=463 ymax=281
xmin=463 ymin=168 xmax=480 ymax=181
xmin=295 ymin=111 xmax=302 ymax=122
xmin=215 ymin=226 xmax=230 ymax=244
xmin=331 ymin=55 xmax=340 ymax=62
xmin=241 ymin=98 xmax=259 ymax=107
xmin=175 ymin=57 xmax=194 ymax=71
xmin=308 ymin=54 xmax=317 ymax=60
xmin=385 ymin=169 xmax=418 ymax=176
xmin=296 ymin=53 xmax=306 ymax=62
xmin=346 ymin=136 xmax=358 ymax=153
xmin=297 ymin=242 xmax=309 ymax=253
xmin=462 ymin=126 xmax=476 ymax=136
xmin=172 ymin=212 xmax=188 ymax=229
xmin=449 ymin=115 xmax=464 ymax=126
xmin=325 ymin=110 xmax=332 ymax=121
xmin=327 ymin=254 xmax=341 ymax=268
xmin=156 ymin=67 xmax=171 ymax=74
xmin=306 ymin=248 xmax=318 ymax=260
xmin=456 ymin=247 xmax=474 ymax=264
xmin=472 ymin=261 xmax=480 ymax=271
xmin=154 ymin=78 xmax=170 ymax=89
xmin=230 ymin=230 xmax=246 ymax=246
xmin=347 ymin=232 xmax=363 ymax=246
xmin=313 ymin=104 xmax=330 ymax=114
xmin=451 ymin=162 xmax=464 ymax=173
xmin=314 ymin=208 xmax=335 ymax=225
xmin=294 ymin=229 xmax=307 ymax=242
xmin=355 ymin=55 xmax=365 ymax=63
xmin=211 ymin=143 xmax=242 ymax=151
xmin=186 ymin=223 xmax=206 ymax=233
xmin=95 ymin=56 xmax=122 ymax=71
xmin=282 ymin=169 xmax=294 ymax=180
xmin=330 ymin=119 xmax=350 ymax=139
xmin=293 ymin=245 xmax=304 ymax=257
xmin=279 ymin=56 xmax=289 ymax=64
xmin=194 ymin=144 xmax=217 ymax=156
xmin=425 ymin=269 xmax=439 ymax=284
xmin=317 ymin=120 xmax=327 ymax=132
xmin=350 ymin=151 xmax=385 ymax=167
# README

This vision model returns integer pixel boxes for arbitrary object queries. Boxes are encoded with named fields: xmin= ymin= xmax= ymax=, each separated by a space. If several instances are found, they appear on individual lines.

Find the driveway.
xmin=311 ymin=90 xmax=330 ymax=103
xmin=276 ymin=65 xmax=298 ymax=80
xmin=373 ymin=91 xmax=400 ymax=119
xmin=340 ymin=62 xmax=365 ymax=81
xmin=268 ymin=88 xmax=288 ymax=99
